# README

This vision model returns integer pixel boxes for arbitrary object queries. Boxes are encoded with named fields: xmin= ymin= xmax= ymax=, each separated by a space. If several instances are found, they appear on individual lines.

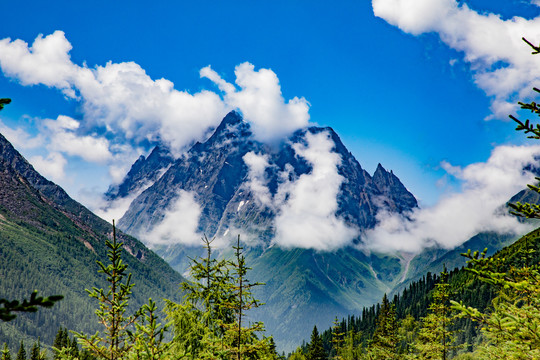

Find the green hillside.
xmin=0 ymin=131 xmax=185 ymax=351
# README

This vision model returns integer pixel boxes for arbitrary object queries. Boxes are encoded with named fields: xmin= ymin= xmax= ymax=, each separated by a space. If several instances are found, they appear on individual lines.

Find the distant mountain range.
xmin=0 ymin=132 xmax=184 ymax=350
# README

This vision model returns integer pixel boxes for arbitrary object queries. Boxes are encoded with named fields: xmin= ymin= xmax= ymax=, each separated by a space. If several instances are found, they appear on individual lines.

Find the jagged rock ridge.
xmin=117 ymin=111 xmax=417 ymax=243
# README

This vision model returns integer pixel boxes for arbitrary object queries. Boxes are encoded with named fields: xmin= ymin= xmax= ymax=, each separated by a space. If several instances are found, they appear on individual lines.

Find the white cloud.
xmin=0 ymin=119 xmax=43 ymax=150
xmin=201 ymin=63 xmax=310 ymax=143
xmin=240 ymin=131 xmax=359 ymax=251
xmin=364 ymin=144 xmax=540 ymax=253
xmin=0 ymin=31 xmax=311 ymax=201
xmin=372 ymin=0 xmax=540 ymax=119
xmin=243 ymin=151 xmax=273 ymax=207
xmin=29 ymin=152 xmax=67 ymax=182
xmin=270 ymin=131 xmax=358 ymax=251
xmin=44 ymin=115 xmax=112 ymax=163
xmin=0 ymin=31 xmax=229 ymax=182
xmin=0 ymin=32 xmax=77 ymax=94
xmin=144 ymin=190 xmax=202 ymax=246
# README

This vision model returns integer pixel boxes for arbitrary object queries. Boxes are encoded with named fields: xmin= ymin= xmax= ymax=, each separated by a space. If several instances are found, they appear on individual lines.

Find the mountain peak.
xmin=105 ymin=145 xmax=174 ymax=201
xmin=204 ymin=110 xmax=251 ymax=147
xmin=215 ymin=110 xmax=243 ymax=132
xmin=372 ymin=163 xmax=417 ymax=213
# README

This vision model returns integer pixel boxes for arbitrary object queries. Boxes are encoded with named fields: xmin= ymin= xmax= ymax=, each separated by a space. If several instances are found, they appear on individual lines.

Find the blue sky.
xmin=2 ymin=0 xmax=540 ymax=250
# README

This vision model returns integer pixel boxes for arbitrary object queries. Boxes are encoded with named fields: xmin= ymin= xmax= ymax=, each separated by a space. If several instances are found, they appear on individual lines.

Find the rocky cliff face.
xmin=105 ymin=145 xmax=173 ymax=201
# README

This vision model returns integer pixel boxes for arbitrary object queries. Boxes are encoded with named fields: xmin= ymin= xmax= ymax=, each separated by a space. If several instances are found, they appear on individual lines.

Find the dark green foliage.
xmin=52 ymin=328 xmax=69 ymax=359
xmin=166 ymin=235 xmax=277 ymax=360
xmin=306 ymin=326 xmax=326 ymax=360
xmin=52 ymin=327 xmax=95 ymax=360
xmin=228 ymin=235 xmax=265 ymax=360
xmin=411 ymin=267 xmax=458 ymax=360
xmin=129 ymin=298 xmax=170 ymax=359
xmin=29 ymin=340 xmax=42 ymax=360
xmin=367 ymin=294 xmax=399 ymax=359
xmin=0 ymin=98 xmax=10 ymax=111
xmin=0 ymin=291 xmax=63 ymax=322
xmin=15 ymin=342 xmax=25 ymax=360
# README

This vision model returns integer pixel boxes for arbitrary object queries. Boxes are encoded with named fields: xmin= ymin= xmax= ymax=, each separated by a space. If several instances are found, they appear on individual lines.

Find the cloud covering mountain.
xmin=0 ymin=31 xmax=310 ymax=184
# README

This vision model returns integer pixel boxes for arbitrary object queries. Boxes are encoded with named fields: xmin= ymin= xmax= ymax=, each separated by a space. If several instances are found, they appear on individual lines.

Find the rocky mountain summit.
xmin=109 ymin=111 xmax=419 ymax=350
xmin=116 ymin=111 xmax=417 ymax=245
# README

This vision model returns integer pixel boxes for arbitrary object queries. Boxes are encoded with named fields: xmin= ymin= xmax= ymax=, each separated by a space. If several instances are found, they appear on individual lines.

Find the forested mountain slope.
xmin=0 ymin=132 xmax=185 ymax=350
xmin=308 ymin=226 xmax=540 ymax=358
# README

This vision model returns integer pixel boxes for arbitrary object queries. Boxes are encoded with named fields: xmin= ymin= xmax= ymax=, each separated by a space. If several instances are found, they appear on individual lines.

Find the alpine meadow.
xmin=4 ymin=1 xmax=540 ymax=359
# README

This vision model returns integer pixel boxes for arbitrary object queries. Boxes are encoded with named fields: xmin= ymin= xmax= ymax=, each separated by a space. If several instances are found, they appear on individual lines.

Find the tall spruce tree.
xmin=366 ymin=294 xmax=398 ymax=359
xmin=331 ymin=317 xmax=345 ymax=360
xmin=410 ymin=267 xmax=457 ymax=360
xmin=225 ymin=235 xmax=266 ymax=360
xmin=306 ymin=326 xmax=327 ymax=360
xmin=15 ymin=342 xmax=25 ymax=360
xmin=74 ymin=221 xmax=143 ymax=360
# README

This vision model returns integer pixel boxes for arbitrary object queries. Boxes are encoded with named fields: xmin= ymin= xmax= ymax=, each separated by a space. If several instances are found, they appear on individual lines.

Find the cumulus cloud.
xmin=0 ymin=119 xmax=43 ymax=150
xmin=201 ymin=63 xmax=310 ymax=143
xmin=242 ymin=131 xmax=358 ymax=251
xmin=364 ymin=144 xmax=540 ymax=253
xmin=43 ymin=115 xmax=112 ymax=163
xmin=144 ymin=190 xmax=202 ymax=246
xmin=29 ymin=152 xmax=67 ymax=182
xmin=0 ymin=31 xmax=311 ymax=200
xmin=372 ymin=0 xmax=540 ymax=119
xmin=0 ymin=31 xmax=229 ymax=183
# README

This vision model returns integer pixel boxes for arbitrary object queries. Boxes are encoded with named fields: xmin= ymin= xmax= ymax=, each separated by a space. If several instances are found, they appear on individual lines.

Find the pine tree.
xmin=341 ymin=330 xmax=361 ymax=360
xmin=306 ymin=326 xmax=327 ymax=360
xmin=53 ymin=328 xmax=69 ymax=359
xmin=289 ymin=348 xmax=307 ymax=360
xmin=166 ymin=235 xmax=271 ymax=360
xmin=224 ymin=235 xmax=266 ymax=360
xmin=129 ymin=298 xmax=170 ymax=360
xmin=411 ymin=267 xmax=457 ymax=360
xmin=1 ymin=343 xmax=11 ymax=360
xmin=366 ymin=294 xmax=398 ymax=359
xmin=16 ymin=342 xmax=25 ymax=360
xmin=452 ymin=248 xmax=540 ymax=359
xmin=74 ymin=220 xmax=143 ymax=360
xmin=165 ymin=235 xmax=236 ymax=359
xmin=331 ymin=317 xmax=345 ymax=360
xmin=29 ymin=340 xmax=44 ymax=360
